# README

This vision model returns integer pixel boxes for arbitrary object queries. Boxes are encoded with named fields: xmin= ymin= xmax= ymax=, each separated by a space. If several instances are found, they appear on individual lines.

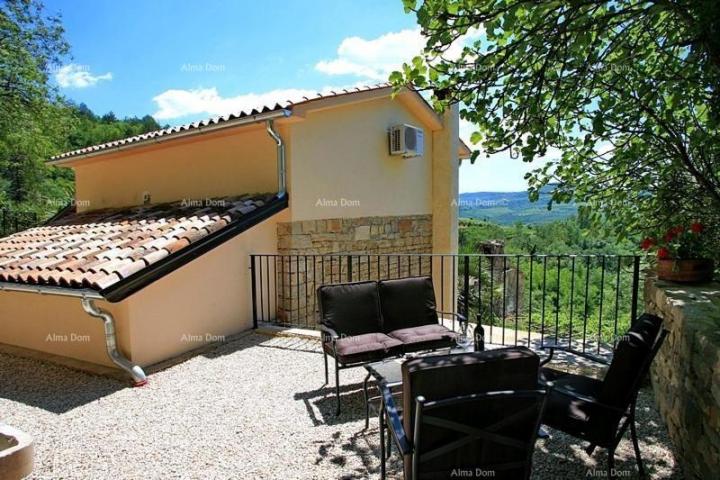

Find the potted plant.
xmin=640 ymin=222 xmax=715 ymax=283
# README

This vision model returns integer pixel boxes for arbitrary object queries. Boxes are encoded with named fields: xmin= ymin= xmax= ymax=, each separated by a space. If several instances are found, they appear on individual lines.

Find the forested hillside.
xmin=458 ymin=188 xmax=577 ymax=225
xmin=458 ymin=217 xmax=641 ymax=346
xmin=459 ymin=217 xmax=637 ymax=256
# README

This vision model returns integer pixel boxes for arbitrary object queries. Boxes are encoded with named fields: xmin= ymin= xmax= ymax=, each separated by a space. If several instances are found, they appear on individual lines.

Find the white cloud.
xmin=315 ymin=27 xmax=483 ymax=81
xmin=152 ymin=86 xmax=350 ymax=120
xmin=316 ymin=29 xmax=426 ymax=81
xmin=55 ymin=64 xmax=112 ymax=88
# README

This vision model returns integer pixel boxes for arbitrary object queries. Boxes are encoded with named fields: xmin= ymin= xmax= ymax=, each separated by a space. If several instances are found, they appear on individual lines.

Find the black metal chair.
xmin=539 ymin=313 xmax=668 ymax=478
xmin=380 ymin=348 xmax=548 ymax=480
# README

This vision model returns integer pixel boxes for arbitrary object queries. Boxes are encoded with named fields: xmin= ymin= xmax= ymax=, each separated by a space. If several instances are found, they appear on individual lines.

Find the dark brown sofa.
xmin=317 ymin=276 xmax=467 ymax=415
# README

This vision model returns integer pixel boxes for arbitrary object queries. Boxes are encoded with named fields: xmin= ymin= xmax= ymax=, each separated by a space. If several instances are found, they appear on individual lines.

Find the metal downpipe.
xmin=265 ymin=119 xmax=287 ymax=198
xmin=81 ymin=298 xmax=147 ymax=386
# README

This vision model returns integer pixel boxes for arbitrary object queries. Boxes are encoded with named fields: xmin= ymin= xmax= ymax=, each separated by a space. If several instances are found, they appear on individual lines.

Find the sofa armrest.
xmin=319 ymin=324 xmax=340 ymax=345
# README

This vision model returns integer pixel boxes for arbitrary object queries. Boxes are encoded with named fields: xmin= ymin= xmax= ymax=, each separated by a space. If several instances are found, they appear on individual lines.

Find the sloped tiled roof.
xmin=51 ymin=83 xmax=395 ymax=161
xmin=0 ymin=193 xmax=276 ymax=293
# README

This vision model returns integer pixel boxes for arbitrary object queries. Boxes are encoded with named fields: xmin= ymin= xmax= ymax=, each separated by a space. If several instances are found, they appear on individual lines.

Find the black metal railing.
xmin=0 ymin=209 xmax=38 ymax=237
xmin=249 ymin=253 xmax=641 ymax=355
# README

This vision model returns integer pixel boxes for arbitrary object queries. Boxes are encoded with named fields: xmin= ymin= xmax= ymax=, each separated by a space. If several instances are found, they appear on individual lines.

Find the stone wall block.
xmin=646 ymin=276 xmax=720 ymax=479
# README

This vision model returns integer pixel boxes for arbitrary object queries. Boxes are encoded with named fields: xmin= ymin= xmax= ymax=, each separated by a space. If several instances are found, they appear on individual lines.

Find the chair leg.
xmin=630 ymin=414 xmax=646 ymax=478
xmin=335 ymin=357 xmax=341 ymax=416
xmin=323 ymin=350 xmax=329 ymax=385
xmin=608 ymin=446 xmax=615 ymax=475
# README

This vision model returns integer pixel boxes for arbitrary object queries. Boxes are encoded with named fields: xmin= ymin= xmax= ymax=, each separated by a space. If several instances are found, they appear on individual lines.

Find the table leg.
xmin=363 ymin=372 xmax=371 ymax=429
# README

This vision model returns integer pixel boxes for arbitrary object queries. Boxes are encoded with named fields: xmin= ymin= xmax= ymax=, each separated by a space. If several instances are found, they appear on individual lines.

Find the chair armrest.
xmin=548 ymin=385 xmax=626 ymax=416
xmin=381 ymin=383 xmax=412 ymax=456
xmin=319 ymin=325 xmax=339 ymax=344
xmin=540 ymin=343 xmax=610 ymax=366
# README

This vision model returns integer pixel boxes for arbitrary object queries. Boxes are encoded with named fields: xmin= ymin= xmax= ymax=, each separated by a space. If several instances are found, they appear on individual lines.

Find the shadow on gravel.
xmin=313 ymin=428 xmax=402 ymax=479
xmin=0 ymin=353 xmax=126 ymax=414
xmin=294 ymin=381 xmax=371 ymax=426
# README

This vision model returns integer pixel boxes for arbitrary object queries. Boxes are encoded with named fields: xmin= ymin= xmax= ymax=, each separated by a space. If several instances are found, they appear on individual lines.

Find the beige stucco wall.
xmin=70 ymin=94 xmax=444 ymax=225
xmin=0 ymin=293 xmax=128 ymax=367
xmin=72 ymin=124 xmax=284 ymax=211
xmin=286 ymin=97 xmax=434 ymax=221
xmin=431 ymin=104 xmax=460 ymax=308
xmin=124 ymin=208 xmax=286 ymax=367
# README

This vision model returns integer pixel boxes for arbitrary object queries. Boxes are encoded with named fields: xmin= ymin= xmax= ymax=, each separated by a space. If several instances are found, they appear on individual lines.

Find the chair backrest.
xmin=378 ymin=276 xmax=438 ymax=333
xmin=402 ymin=348 xmax=543 ymax=480
xmin=598 ymin=313 xmax=666 ymax=410
xmin=316 ymin=280 xmax=381 ymax=337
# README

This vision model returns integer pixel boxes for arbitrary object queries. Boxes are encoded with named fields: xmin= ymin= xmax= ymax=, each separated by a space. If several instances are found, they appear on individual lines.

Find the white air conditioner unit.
xmin=389 ymin=124 xmax=424 ymax=157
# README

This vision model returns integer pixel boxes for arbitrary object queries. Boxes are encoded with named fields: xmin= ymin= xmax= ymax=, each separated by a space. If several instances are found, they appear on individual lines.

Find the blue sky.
xmin=46 ymin=0 xmax=537 ymax=192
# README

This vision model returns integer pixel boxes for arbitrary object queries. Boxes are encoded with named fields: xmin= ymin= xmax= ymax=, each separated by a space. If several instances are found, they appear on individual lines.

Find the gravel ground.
xmin=0 ymin=333 xmax=683 ymax=479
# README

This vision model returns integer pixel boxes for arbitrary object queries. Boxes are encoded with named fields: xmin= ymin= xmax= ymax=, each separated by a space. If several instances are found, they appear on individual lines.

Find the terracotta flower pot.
xmin=656 ymin=258 xmax=715 ymax=283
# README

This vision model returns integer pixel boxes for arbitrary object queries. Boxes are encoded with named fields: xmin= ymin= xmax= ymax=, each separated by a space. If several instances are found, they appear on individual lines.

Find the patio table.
xmin=362 ymin=344 xmax=475 ymax=429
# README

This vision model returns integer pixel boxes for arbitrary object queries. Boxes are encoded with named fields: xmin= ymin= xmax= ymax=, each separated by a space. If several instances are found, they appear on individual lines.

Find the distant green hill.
xmin=458 ymin=189 xmax=577 ymax=225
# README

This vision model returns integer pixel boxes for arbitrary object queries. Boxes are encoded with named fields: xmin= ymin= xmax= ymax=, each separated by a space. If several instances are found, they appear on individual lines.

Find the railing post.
xmin=630 ymin=255 xmax=641 ymax=326
xmin=250 ymin=255 xmax=258 ymax=329
xmin=346 ymin=255 xmax=353 ymax=282
xmin=463 ymin=256 xmax=470 ymax=318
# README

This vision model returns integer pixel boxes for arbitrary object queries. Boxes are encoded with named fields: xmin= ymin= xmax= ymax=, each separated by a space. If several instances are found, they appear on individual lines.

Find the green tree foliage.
xmin=65 ymin=103 xmax=162 ymax=155
xmin=0 ymin=0 xmax=70 ymax=216
xmin=458 ymin=218 xmax=638 ymax=347
xmin=0 ymin=1 xmax=163 ymax=224
xmin=393 ymin=0 xmax=720 ymax=254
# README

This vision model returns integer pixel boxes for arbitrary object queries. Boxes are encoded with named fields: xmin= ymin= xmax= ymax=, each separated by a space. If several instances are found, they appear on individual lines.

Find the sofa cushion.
xmin=317 ymin=281 xmax=381 ymax=337
xmin=324 ymin=333 xmax=403 ymax=364
xmin=378 ymin=276 xmax=439 ymax=332
xmin=541 ymin=368 xmax=615 ymax=444
xmin=597 ymin=314 xmax=662 ymax=409
xmin=387 ymin=324 xmax=457 ymax=352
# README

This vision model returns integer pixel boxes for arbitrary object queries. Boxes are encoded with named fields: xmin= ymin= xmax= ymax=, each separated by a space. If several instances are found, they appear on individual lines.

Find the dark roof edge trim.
xmin=100 ymin=195 xmax=289 ymax=303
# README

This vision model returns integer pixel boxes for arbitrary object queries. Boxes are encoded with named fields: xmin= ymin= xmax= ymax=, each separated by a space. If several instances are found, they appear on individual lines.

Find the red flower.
xmin=640 ymin=237 xmax=655 ymax=250
xmin=663 ymin=230 xmax=675 ymax=242
xmin=657 ymin=247 xmax=671 ymax=260
xmin=690 ymin=222 xmax=704 ymax=233
xmin=673 ymin=225 xmax=685 ymax=235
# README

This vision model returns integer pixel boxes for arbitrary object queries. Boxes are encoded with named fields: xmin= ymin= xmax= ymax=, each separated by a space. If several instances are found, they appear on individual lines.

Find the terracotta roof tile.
xmin=0 ymin=193 xmax=276 ymax=294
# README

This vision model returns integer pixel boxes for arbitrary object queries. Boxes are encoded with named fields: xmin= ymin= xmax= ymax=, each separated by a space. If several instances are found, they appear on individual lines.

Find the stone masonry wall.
xmin=645 ymin=276 xmax=720 ymax=479
xmin=274 ymin=214 xmax=433 ymax=325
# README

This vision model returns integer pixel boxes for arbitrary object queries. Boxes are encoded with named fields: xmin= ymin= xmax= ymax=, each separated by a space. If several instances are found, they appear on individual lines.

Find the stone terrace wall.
xmin=645 ymin=277 xmax=720 ymax=479
xmin=275 ymin=214 xmax=433 ymax=325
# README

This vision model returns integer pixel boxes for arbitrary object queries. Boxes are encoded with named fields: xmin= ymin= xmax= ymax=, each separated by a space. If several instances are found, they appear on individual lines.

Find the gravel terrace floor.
xmin=0 ymin=333 xmax=683 ymax=480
